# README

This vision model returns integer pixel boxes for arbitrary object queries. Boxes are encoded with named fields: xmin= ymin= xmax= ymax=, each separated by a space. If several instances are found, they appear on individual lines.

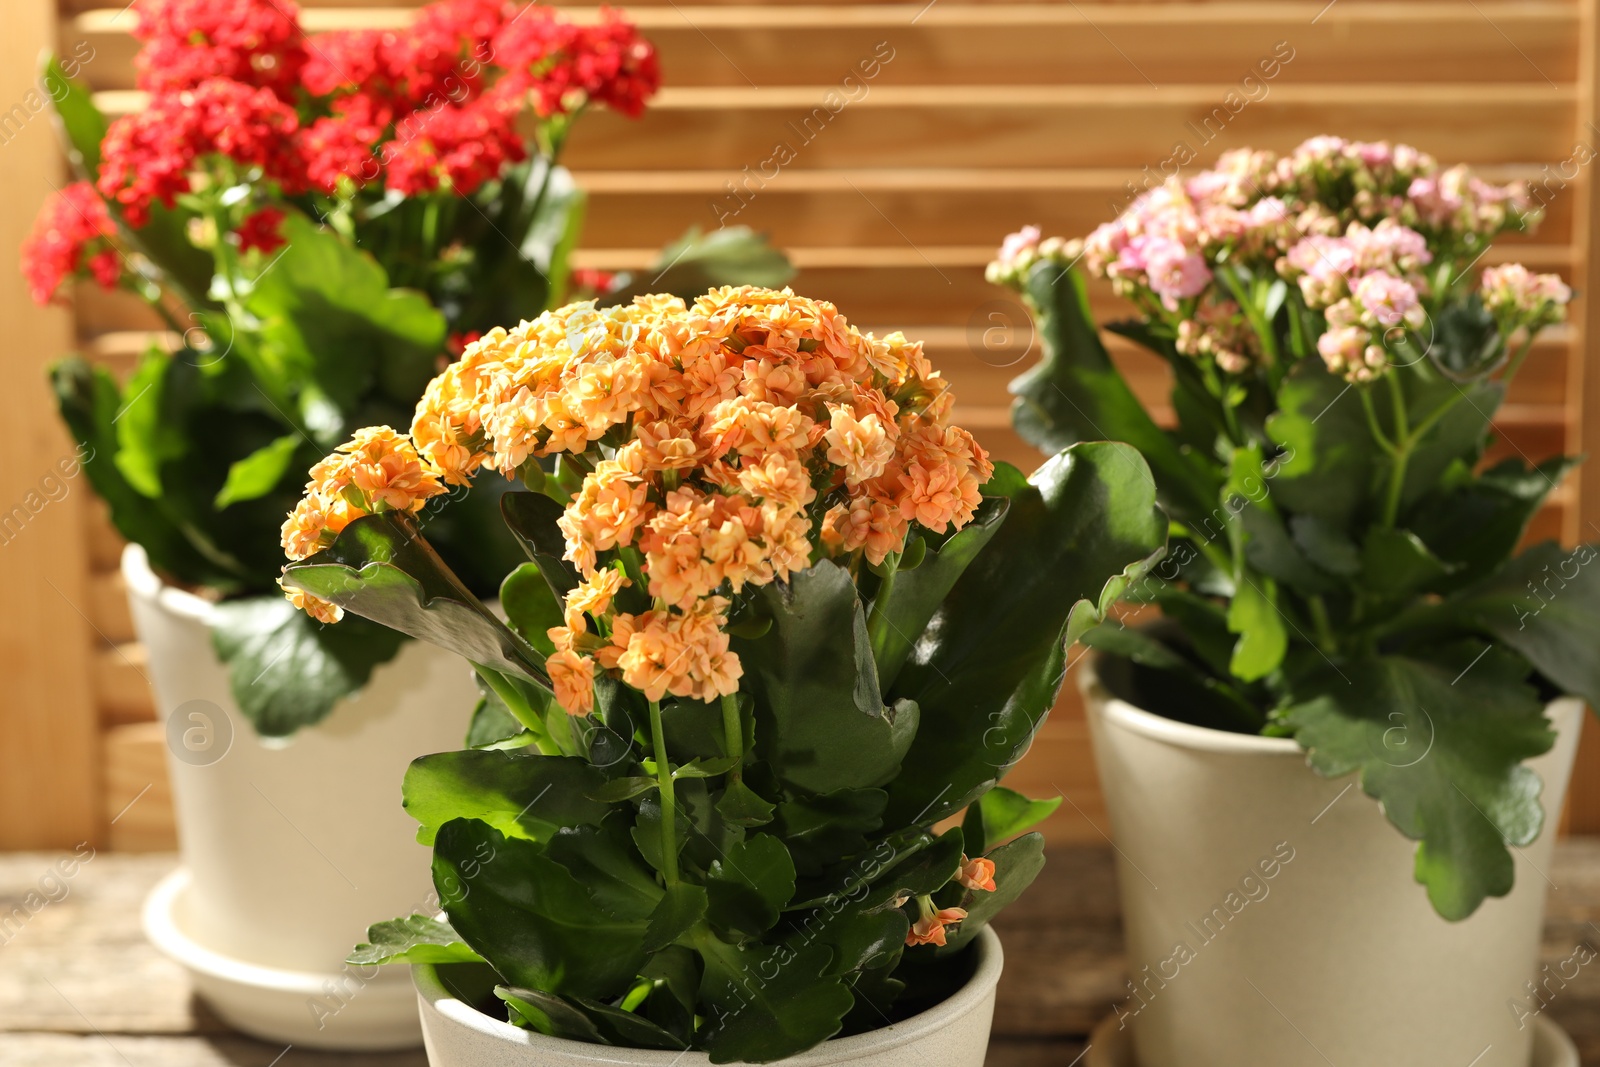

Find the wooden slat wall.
xmin=19 ymin=0 xmax=1599 ymax=848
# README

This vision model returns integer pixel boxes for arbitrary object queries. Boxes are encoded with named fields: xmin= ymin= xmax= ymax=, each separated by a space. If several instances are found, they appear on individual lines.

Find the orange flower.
xmin=564 ymin=568 xmax=631 ymax=627
xmin=548 ymin=648 xmax=597 ymax=716
xmin=824 ymin=403 xmax=894 ymax=486
xmin=906 ymin=907 xmax=969 ymax=948
xmin=958 ymin=856 xmax=998 ymax=893
xmin=279 ymin=580 xmax=343 ymax=624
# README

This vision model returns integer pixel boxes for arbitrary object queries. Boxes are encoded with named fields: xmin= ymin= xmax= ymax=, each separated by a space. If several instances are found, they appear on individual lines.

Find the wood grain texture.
xmin=1 ymin=0 xmax=101 ymax=849
xmin=32 ymin=0 xmax=1599 ymax=844
xmin=5 ymin=846 xmax=1600 ymax=1063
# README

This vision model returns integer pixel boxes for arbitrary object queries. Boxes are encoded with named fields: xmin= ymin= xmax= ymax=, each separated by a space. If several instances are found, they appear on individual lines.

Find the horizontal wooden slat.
xmin=101 ymin=722 xmax=174 ymax=851
xmin=64 ymin=4 xmax=1580 ymax=90
xmin=94 ymin=643 xmax=154 ymax=727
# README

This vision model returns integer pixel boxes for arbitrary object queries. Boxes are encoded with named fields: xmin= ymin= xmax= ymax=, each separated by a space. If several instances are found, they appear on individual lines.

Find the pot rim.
xmin=122 ymin=542 xmax=218 ymax=625
xmin=1079 ymin=648 xmax=1304 ymax=757
xmin=413 ymin=925 xmax=1003 ymax=1065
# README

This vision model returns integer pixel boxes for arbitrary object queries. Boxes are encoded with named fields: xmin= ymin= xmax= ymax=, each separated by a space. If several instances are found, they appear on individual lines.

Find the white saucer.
xmin=1085 ymin=1011 xmax=1579 ymax=1067
xmin=143 ymin=867 xmax=423 ymax=1050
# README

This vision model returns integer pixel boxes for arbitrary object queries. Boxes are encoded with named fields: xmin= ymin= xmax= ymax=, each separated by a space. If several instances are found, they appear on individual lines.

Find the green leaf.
xmin=884 ymin=442 xmax=1167 ymax=826
xmin=733 ymin=560 xmax=916 ymax=795
xmin=587 ymin=777 xmax=658 ymax=803
xmin=606 ymin=227 xmax=795 ymax=306
xmin=546 ymin=813 xmax=663 ymax=922
xmin=1410 ymin=457 xmax=1578 ymax=592
xmin=282 ymin=512 xmax=548 ymax=684
xmin=50 ymin=358 xmax=209 ymax=586
xmin=244 ymin=212 xmax=445 ymax=417
xmin=214 ymin=434 xmax=301 ymax=509
xmin=435 ymin=820 xmax=647 ymax=999
xmin=644 ymin=882 xmax=708 ymax=952
xmin=870 ymin=497 xmax=1009 ymax=689
xmin=466 ymin=688 xmax=526 ymax=748
xmin=1265 ymin=362 xmax=1376 ymax=531
xmin=971 ymin=787 xmax=1062 ymax=848
xmin=404 ymin=750 xmax=611 ymax=845
xmin=1429 ymin=541 xmax=1600 ymax=706
xmin=1395 ymin=378 xmax=1502 ymax=513
xmin=1008 ymin=262 xmax=1219 ymax=524
xmin=113 ymin=348 xmax=185 ymax=498
xmin=1289 ymin=514 xmax=1362 ymax=577
xmin=497 ymin=986 xmax=687 ymax=1050
xmin=1239 ymin=504 xmax=1337 ymax=596
xmin=500 ymin=561 xmax=562 ymax=657
xmin=1282 ymin=649 xmax=1554 ymax=919
xmin=717 ymin=778 xmax=777 ymax=827
xmin=941 ymin=833 xmax=1046 ymax=952
xmin=500 ymin=491 xmax=580 ymax=598
xmin=347 ymin=914 xmax=484 ymax=966
xmin=696 ymin=938 xmax=853 ymax=1064
xmin=210 ymin=594 xmax=406 ymax=736
xmin=42 ymin=53 xmax=106 ymax=179
xmin=706 ymin=835 xmax=795 ymax=941
xmin=1360 ymin=527 xmax=1457 ymax=598
xmin=1226 ymin=573 xmax=1287 ymax=682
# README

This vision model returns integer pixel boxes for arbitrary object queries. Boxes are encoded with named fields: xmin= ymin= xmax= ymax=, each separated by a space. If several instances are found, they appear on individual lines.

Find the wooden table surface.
xmin=5 ymin=844 xmax=1600 ymax=1065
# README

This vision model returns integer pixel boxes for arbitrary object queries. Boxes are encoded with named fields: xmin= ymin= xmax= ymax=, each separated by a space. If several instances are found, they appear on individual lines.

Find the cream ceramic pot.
xmin=1083 ymin=656 xmax=1585 ymax=1067
xmin=124 ymin=544 xmax=475 ymax=1049
xmin=412 ymin=927 xmax=1002 ymax=1067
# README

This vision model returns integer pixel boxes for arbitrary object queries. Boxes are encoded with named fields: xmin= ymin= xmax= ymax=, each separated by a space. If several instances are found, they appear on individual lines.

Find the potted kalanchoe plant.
xmin=989 ymin=137 xmax=1593 ymax=1067
xmin=275 ymin=285 xmax=1167 ymax=1064
xmin=23 ymin=0 xmax=787 ymax=1048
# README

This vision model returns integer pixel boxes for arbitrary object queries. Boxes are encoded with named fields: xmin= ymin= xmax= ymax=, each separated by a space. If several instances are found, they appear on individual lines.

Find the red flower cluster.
xmin=97 ymin=78 xmax=300 ymax=226
xmin=234 ymin=207 xmax=287 ymax=253
xmin=21 ymin=182 xmax=120 ymax=304
xmin=132 ymin=0 xmax=305 ymax=95
xmin=25 ymin=0 xmax=660 ymax=305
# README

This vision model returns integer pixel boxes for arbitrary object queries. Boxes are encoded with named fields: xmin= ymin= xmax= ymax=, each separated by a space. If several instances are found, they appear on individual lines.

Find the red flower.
xmin=132 ymin=0 xmax=305 ymax=96
xmin=301 ymin=29 xmax=398 ymax=99
xmin=297 ymin=94 xmax=392 ymax=193
xmin=569 ymin=268 xmax=617 ymax=295
xmin=20 ymin=182 xmax=120 ymax=305
xmin=490 ymin=6 xmax=658 ymax=119
xmin=98 ymin=79 xmax=300 ymax=226
xmin=398 ymin=0 xmax=506 ymax=105
xmin=234 ymin=207 xmax=287 ymax=253
xmin=385 ymin=97 xmax=526 ymax=197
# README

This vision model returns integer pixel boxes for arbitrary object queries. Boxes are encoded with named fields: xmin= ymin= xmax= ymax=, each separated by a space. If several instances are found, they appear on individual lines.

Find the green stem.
xmin=720 ymin=693 xmax=745 ymax=770
xmin=1358 ymin=386 xmax=1396 ymax=455
xmin=473 ymin=664 xmax=558 ymax=755
xmin=865 ymin=554 xmax=899 ymax=654
xmin=648 ymin=699 xmax=680 ymax=885
xmin=1308 ymin=595 xmax=1338 ymax=654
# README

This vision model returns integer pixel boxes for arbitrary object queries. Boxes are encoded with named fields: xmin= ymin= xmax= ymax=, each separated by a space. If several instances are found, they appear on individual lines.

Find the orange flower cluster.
xmin=285 ymin=287 xmax=992 ymax=714
xmin=280 ymin=426 xmax=445 ymax=622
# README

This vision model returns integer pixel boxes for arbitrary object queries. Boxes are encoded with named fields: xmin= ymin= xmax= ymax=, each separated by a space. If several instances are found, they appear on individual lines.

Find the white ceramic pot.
xmin=413 ymin=928 xmax=1003 ymax=1067
xmin=1083 ymin=655 xmax=1586 ymax=1067
xmin=124 ymin=544 xmax=476 ymax=1050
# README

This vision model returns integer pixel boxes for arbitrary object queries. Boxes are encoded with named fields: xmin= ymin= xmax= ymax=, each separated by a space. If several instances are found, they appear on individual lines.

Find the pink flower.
xmin=1139 ymin=236 xmax=1211 ymax=303
xmin=1352 ymin=271 xmax=1424 ymax=330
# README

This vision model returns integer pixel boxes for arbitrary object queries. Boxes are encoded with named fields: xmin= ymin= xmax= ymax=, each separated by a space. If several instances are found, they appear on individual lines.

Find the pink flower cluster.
xmin=1480 ymin=264 xmax=1572 ymax=331
xmin=989 ymin=137 xmax=1567 ymax=384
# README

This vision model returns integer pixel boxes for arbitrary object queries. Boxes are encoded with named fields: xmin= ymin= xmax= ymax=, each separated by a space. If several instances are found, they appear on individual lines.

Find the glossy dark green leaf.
xmin=210 ymin=594 xmax=406 ymax=736
xmin=501 ymin=491 xmax=580 ymax=597
xmin=716 ymin=779 xmax=777 ymax=828
xmin=772 ymin=789 xmax=887 ymax=878
xmin=1009 ymin=261 xmax=1218 ymax=524
xmin=282 ymin=512 xmax=548 ymax=683
xmin=1281 ymin=649 xmax=1554 ymax=919
xmin=870 ymin=497 xmax=1009 ymax=689
xmin=733 ymin=560 xmax=915 ymax=795
xmin=435 ymin=819 xmax=648 ymax=999
xmin=1394 ymin=378 xmax=1502 ymax=513
xmin=696 ymin=938 xmax=853 ymax=1064
xmin=884 ymin=442 xmax=1166 ymax=826
xmin=546 ymin=812 xmax=663 ymax=922
xmin=347 ymin=914 xmax=484 ymax=966
xmin=1429 ymin=541 xmax=1600 ymax=706
xmin=466 ymin=688 xmax=526 ymax=748
xmin=1289 ymin=513 xmax=1362 ymax=577
xmin=941 ymin=833 xmax=1046 ymax=952
xmin=1240 ymin=504 xmax=1337 ymax=595
xmin=705 ymin=835 xmax=795 ymax=941
xmin=404 ymin=750 xmax=611 ymax=845
xmin=644 ymin=882 xmax=709 ymax=952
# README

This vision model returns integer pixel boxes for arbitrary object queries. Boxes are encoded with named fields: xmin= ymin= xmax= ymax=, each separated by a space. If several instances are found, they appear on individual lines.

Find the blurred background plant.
xmin=991 ymin=137 xmax=1594 ymax=920
xmin=20 ymin=0 xmax=792 ymax=735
